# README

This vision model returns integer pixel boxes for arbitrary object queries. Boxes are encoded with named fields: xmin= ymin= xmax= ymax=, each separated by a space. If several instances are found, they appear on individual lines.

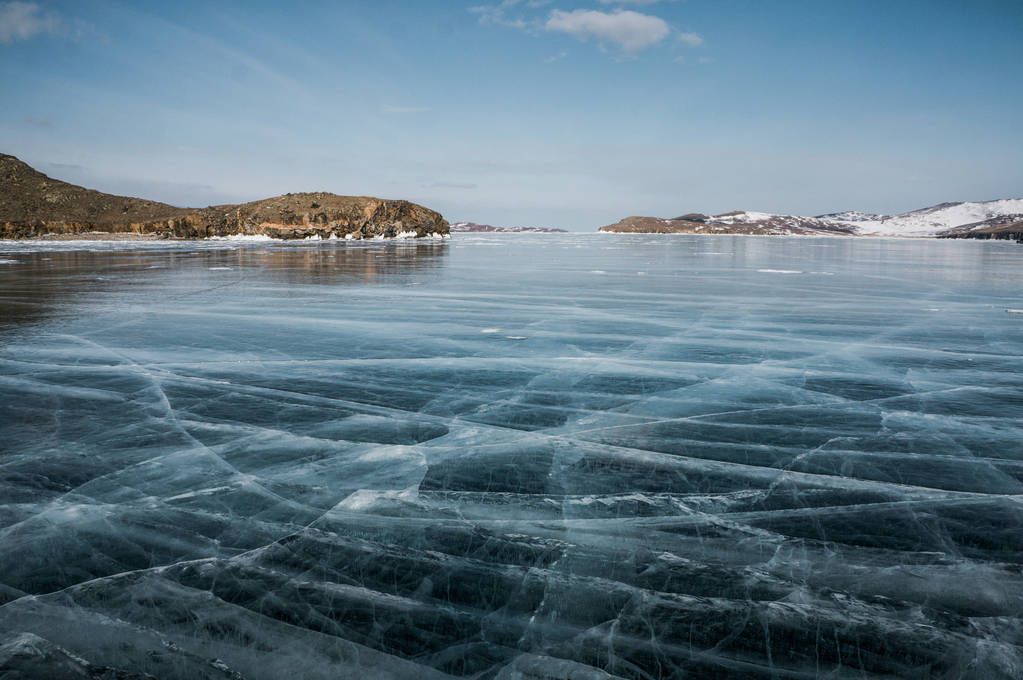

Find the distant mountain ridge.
xmin=0 ymin=154 xmax=449 ymax=240
xmin=451 ymin=222 xmax=567 ymax=233
xmin=599 ymin=199 xmax=1023 ymax=238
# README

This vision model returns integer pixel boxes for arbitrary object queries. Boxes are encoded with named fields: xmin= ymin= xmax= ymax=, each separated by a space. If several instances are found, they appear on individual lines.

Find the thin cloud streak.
xmin=677 ymin=31 xmax=703 ymax=48
xmin=382 ymin=105 xmax=432 ymax=114
xmin=424 ymin=180 xmax=478 ymax=189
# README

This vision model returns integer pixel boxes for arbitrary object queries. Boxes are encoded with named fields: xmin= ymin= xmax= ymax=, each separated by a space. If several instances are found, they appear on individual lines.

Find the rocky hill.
xmin=450 ymin=222 xmax=566 ymax=233
xmin=599 ymin=199 xmax=1023 ymax=238
xmin=938 ymin=214 xmax=1023 ymax=241
xmin=0 ymin=154 xmax=448 ymax=240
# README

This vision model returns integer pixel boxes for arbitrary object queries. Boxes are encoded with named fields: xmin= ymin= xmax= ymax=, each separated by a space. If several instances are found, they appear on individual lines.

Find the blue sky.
xmin=2 ymin=0 xmax=1022 ymax=230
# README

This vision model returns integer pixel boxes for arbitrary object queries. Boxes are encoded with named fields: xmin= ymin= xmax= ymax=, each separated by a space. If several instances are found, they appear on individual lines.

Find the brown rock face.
xmin=0 ymin=154 xmax=448 ymax=240
xmin=597 ymin=216 xmax=709 ymax=234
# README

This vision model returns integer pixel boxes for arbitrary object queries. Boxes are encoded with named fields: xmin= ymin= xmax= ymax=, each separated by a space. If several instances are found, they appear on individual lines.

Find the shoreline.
xmin=12 ymin=231 xmax=451 ymax=243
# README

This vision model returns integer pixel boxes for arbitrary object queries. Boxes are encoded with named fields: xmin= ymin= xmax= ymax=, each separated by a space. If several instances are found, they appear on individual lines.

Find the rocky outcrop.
xmin=598 ymin=216 xmax=706 ymax=234
xmin=937 ymin=214 xmax=1023 ymax=242
xmin=0 ymin=154 xmax=448 ymax=240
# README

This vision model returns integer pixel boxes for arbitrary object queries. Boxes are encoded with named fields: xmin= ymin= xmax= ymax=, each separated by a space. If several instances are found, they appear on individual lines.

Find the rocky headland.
xmin=0 ymin=154 xmax=449 ymax=240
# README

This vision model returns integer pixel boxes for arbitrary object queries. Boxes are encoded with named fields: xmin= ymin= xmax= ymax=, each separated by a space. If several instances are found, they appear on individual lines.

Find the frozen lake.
xmin=1 ymin=233 xmax=1022 ymax=679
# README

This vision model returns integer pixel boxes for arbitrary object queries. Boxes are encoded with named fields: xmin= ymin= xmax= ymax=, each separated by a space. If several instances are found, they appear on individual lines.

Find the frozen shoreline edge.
xmin=2 ymin=231 xmax=452 ymax=244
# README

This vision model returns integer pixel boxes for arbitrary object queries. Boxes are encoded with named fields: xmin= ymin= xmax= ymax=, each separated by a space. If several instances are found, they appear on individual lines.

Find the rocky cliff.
xmin=0 ymin=154 xmax=449 ymax=240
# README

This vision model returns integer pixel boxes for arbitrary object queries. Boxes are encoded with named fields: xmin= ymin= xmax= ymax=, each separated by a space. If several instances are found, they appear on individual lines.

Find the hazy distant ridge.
xmin=451 ymin=222 xmax=567 ymax=233
xmin=600 ymin=199 xmax=1023 ymax=238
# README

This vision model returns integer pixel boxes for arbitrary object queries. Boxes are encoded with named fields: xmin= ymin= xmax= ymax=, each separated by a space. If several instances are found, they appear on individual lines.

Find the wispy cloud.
xmin=0 ymin=2 xmax=59 ymax=44
xmin=677 ymin=31 xmax=703 ymax=48
xmin=544 ymin=49 xmax=568 ymax=63
xmin=597 ymin=0 xmax=663 ymax=4
xmin=382 ymin=105 xmax=432 ymax=114
xmin=23 ymin=115 xmax=52 ymax=127
xmin=545 ymin=9 xmax=670 ymax=53
xmin=424 ymin=180 xmax=478 ymax=189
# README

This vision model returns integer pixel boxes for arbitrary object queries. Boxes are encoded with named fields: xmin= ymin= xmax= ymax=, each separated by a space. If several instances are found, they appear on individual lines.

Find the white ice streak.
xmin=205 ymin=234 xmax=276 ymax=241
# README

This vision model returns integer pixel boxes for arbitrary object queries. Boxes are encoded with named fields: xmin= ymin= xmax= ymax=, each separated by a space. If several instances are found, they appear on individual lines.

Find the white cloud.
xmin=544 ymin=49 xmax=568 ymax=63
xmin=545 ymin=9 xmax=670 ymax=53
xmin=0 ymin=2 xmax=59 ymax=44
xmin=597 ymin=0 xmax=662 ymax=4
xmin=382 ymin=105 xmax=432 ymax=114
xmin=677 ymin=31 xmax=703 ymax=48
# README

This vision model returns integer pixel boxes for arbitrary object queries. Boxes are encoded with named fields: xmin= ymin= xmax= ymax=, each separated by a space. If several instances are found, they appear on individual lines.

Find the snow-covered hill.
xmin=816 ymin=210 xmax=886 ymax=223
xmin=830 ymin=199 xmax=1023 ymax=237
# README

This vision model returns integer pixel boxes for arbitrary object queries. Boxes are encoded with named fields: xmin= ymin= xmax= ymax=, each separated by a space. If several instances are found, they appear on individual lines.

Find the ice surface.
xmin=1 ymin=234 xmax=1022 ymax=679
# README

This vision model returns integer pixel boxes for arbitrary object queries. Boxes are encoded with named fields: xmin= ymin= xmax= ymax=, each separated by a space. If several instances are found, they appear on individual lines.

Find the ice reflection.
xmin=0 ymin=240 xmax=449 ymax=330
